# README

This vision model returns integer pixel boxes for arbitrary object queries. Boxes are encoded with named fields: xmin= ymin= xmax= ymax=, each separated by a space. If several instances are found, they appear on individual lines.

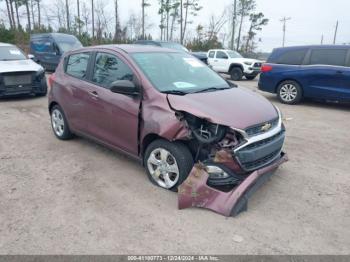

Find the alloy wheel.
xmin=279 ymin=83 xmax=298 ymax=102
xmin=51 ymin=109 xmax=65 ymax=137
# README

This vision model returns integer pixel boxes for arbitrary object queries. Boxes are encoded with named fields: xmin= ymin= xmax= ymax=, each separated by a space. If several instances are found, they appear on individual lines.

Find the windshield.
xmin=55 ymin=36 xmax=82 ymax=53
xmin=57 ymin=41 xmax=82 ymax=53
xmin=160 ymin=42 xmax=189 ymax=52
xmin=227 ymin=50 xmax=243 ymax=58
xmin=0 ymin=46 xmax=27 ymax=61
xmin=132 ymin=52 xmax=230 ymax=93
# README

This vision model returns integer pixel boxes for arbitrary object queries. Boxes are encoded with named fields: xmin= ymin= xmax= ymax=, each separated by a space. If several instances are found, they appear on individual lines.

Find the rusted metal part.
xmin=178 ymin=153 xmax=288 ymax=217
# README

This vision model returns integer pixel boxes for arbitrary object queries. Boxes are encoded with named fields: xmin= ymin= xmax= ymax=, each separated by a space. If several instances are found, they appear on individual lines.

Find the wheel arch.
xmin=48 ymin=101 xmax=58 ymax=113
xmin=229 ymin=63 xmax=244 ymax=72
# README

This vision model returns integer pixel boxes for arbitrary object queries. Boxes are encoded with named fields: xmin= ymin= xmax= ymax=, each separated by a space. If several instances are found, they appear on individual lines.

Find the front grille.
xmin=235 ymin=130 xmax=285 ymax=172
xmin=245 ymin=118 xmax=279 ymax=137
xmin=4 ymin=74 xmax=32 ymax=86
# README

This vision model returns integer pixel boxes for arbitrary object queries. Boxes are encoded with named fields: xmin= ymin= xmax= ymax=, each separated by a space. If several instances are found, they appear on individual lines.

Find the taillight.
xmin=48 ymin=73 xmax=55 ymax=88
xmin=261 ymin=64 xmax=273 ymax=73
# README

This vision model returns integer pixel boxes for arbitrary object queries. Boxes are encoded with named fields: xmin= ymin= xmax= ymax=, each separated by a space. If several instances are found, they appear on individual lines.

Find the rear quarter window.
xmin=270 ymin=49 xmax=307 ymax=65
xmin=65 ymin=52 xmax=90 ymax=79
xmin=309 ymin=49 xmax=347 ymax=66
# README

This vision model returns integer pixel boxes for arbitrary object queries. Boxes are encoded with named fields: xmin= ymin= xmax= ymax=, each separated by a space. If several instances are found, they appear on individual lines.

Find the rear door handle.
xmin=89 ymin=90 xmax=99 ymax=99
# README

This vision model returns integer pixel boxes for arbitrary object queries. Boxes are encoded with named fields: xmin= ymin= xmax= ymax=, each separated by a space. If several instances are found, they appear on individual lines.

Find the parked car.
xmin=0 ymin=42 xmax=47 ymax=98
xmin=30 ymin=33 xmax=83 ymax=71
xmin=48 ymin=45 xmax=286 ymax=197
xmin=207 ymin=49 xmax=263 ymax=81
xmin=258 ymin=45 xmax=350 ymax=104
xmin=134 ymin=40 xmax=208 ymax=64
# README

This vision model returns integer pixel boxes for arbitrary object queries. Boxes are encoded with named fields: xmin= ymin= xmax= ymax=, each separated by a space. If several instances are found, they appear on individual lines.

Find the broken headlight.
xmin=182 ymin=112 xmax=227 ymax=144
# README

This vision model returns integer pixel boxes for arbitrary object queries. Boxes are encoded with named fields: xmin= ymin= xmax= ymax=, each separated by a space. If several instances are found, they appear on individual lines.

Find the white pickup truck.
xmin=207 ymin=49 xmax=263 ymax=81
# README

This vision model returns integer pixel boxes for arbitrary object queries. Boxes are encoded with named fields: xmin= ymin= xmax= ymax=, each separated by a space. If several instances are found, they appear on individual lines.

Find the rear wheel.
xmin=230 ymin=67 xmax=243 ymax=81
xmin=144 ymin=139 xmax=194 ymax=191
xmin=277 ymin=80 xmax=303 ymax=104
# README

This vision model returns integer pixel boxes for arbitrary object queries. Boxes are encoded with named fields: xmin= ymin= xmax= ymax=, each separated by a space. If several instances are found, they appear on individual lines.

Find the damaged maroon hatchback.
xmin=48 ymin=45 xmax=287 ymax=216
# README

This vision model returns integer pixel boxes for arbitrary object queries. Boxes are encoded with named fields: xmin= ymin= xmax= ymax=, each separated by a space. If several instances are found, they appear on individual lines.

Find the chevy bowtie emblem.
xmin=261 ymin=123 xmax=272 ymax=132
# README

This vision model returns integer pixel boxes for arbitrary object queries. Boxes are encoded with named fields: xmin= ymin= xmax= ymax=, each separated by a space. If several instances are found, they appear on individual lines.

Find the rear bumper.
xmin=178 ymin=152 xmax=288 ymax=217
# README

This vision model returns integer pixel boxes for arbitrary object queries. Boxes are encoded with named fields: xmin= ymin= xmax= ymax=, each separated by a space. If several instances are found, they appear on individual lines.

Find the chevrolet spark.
xmin=49 ymin=45 xmax=287 ymax=213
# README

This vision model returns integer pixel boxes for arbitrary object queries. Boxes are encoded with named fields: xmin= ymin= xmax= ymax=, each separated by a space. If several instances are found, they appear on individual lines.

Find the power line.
xmin=280 ymin=17 xmax=291 ymax=47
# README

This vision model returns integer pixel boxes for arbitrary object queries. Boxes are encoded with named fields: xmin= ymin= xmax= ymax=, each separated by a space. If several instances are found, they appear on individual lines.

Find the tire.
xmin=277 ymin=80 xmax=303 ymax=105
xmin=245 ymin=75 xmax=256 ymax=80
xmin=36 ymin=79 xmax=48 ymax=97
xmin=230 ymin=67 xmax=243 ymax=81
xmin=144 ymin=139 xmax=194 ymax=191
xmin=50 ymin=105 xmax=74 ymax=140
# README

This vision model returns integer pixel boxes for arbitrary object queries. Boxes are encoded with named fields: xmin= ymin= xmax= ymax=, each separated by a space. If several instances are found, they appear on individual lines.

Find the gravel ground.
xmin=0 ymin=78 xmax=349 ymax=255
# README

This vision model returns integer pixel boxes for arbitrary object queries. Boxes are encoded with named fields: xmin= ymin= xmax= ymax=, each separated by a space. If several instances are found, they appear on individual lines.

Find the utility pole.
xmin=333 ymin=20 xmax=338 ymax=44
xmin=280 ymin=17 xmax=291 ymax=47
xmin=321 ymin=34 xmax=324 ymax=45
xmin=180 ymin=0 xmax=183 ymax=44
xmin=142 ymin=0 xmax=145 ymax=39
xmin=230 ymin=0 xmax=237 ymax=50
xmin=77 ymin=0 xmax=81 ymax=36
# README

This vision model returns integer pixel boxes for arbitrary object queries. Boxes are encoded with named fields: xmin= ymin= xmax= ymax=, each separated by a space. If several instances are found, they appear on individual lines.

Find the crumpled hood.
xmin=167 ymin=87 xmax=278 ymax=130
xmin=0 ymin=59 xmax=43 ymax=74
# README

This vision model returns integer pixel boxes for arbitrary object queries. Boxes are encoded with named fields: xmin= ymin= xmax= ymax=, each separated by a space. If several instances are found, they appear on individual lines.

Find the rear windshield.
xmin=0 ymin=46 xmax=27 ymax=61
xmin=160 ymin=42 xmax=189 ymax=52
xmin=268 ymin=49 xmax=307 ymax=65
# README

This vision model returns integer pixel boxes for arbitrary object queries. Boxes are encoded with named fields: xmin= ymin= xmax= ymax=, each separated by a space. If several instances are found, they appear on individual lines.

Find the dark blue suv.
xmin=258 ymin=45 xmax=350 ymax=104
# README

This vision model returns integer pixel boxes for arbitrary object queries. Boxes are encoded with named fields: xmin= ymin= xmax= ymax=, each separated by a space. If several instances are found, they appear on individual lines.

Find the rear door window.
xmin=275 ymin=49 xmax=307 ymax=65
xmin=208 ymin=51 xmax=215 ymax=58
xmin=216 ymin=51 xmax=228 ymax=59
xmin=309 ymin=49 xmax=347 ymax=66
xmin=92 ymin=52 xmax=134 ymax=89
xmin=66 ymin=52 xmax=90 ymax=79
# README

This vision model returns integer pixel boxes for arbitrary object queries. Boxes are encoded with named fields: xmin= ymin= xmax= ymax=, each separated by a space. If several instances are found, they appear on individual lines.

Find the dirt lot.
xmin=0 ymin=78 xmax=349 ymax=255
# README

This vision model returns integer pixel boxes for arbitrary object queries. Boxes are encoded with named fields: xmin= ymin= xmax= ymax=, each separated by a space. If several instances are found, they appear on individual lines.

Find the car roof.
xmin=30 ymin=33 xmax=76 ymax=39
xmin=69 ymin=44 xmax=180 ymax=54
xmin=0 ymin=42 xmax=14 ymax=47
xmin=273 ymin=45 xmax=350 ymax=51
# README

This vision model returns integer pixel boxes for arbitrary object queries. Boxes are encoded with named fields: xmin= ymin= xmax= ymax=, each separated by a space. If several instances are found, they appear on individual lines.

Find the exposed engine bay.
xmin=175 ymin=110 xmax=288 ymax=216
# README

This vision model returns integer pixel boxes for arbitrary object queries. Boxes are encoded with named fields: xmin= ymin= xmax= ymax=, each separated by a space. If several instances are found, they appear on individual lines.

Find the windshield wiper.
xmin=162 ymin=90 xmax=188 ymax=96
xmin=192 ymin=87 xmax=232 ymax=94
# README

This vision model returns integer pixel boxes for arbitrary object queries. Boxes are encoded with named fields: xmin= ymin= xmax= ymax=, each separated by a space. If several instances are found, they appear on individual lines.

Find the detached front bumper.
xmin=178 ymin=152 xmax=288 ymax=217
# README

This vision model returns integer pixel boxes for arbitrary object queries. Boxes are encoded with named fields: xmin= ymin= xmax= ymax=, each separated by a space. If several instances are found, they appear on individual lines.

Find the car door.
xmin=305 ymin=48 xmax=349 ymax=100
xmin=63 ymin=52 xmax=93 ymax=134
xmin=85 ymin=51 xmax=141 ymax=155
xmin=214 ymin=51 xmax=230 ymax=72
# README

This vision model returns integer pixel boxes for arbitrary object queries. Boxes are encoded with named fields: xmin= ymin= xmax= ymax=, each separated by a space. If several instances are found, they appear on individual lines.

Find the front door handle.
xmin=89 ymin=91 xmax=99 ymax=99
xmin=336 ymin=70 xmax=344 ymax=74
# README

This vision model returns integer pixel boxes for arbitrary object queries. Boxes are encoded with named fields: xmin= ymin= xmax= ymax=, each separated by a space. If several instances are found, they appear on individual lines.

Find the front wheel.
xmin=230 ymin=67 xmax=243 ymax=81
xmin=277 ymin=80 xmax=303 ymax=105
xmin=50 ymin=105 xmax=74 ymax=140
xmin=144 ymin=139 xmax=194 ymax=191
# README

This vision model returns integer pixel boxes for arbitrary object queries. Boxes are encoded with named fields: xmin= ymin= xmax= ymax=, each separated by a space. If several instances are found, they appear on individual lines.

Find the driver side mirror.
xmin=110 ymin=80 xmax=140 ymax=97
xmin=28 ymin=54 xmax=35 ymax=60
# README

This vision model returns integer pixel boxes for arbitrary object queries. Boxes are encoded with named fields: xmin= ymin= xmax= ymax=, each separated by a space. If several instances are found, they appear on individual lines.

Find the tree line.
xmin=0 ymin=0 xmax=268 ymax=53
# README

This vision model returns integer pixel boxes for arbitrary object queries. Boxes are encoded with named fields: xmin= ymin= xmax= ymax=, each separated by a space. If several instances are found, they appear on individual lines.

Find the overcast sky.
xmin=2 ymin=0 xmax=349 ymax=52
xmin=116 ymin=0 xmax=350 ymax=52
